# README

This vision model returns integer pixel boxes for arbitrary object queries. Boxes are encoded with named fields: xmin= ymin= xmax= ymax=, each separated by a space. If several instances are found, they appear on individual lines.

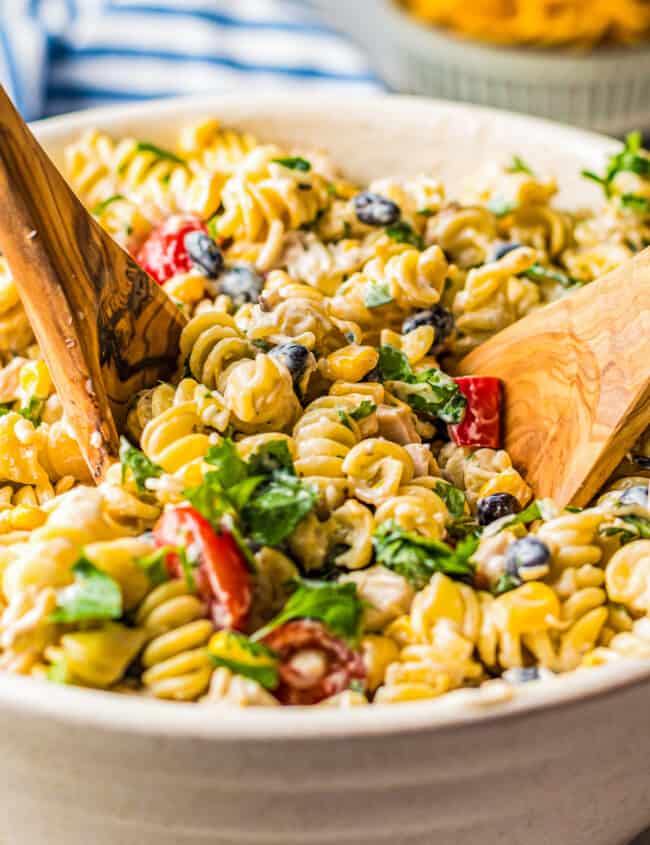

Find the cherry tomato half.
xmin=153 ymin=506 xmax=251 ymax=631
xmin=136 ymin=215 xmax=207 ymax=285
xmin=449 ymin=376 xmax=502 ymax=449
xmin=263 ymin=620 xmax=366 ymax=706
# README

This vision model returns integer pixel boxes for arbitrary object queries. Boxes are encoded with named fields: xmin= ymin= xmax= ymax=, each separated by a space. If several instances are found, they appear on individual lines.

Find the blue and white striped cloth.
xmin=0 ymin=0 xmax=382 ymax=120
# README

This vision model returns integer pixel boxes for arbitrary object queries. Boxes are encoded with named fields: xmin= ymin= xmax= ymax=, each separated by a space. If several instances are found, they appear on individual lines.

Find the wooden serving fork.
xmin=458 ymin=248 xmax=650 ymax=507
xmin=0 ymin=86 xmax=186 ymax=482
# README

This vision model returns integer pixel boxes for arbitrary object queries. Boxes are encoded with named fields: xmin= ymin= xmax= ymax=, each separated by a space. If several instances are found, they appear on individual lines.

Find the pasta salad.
xmin=0 ymin=120 xmax=648 ymax=707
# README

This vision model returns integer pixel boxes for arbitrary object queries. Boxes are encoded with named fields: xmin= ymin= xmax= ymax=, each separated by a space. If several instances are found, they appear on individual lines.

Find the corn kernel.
xmin=494 ymin=582 xmax=560 ymax=635
xmin=163 ymin=272 xmax=206 ymax=305
xmin=0 ymin=505 xmax=46 ymax=534
xmin=322 ymin=345 xmax=378 ymax=382
xmin=19 ymin=360 xmax=51 ymax=401
xmin=361 ymin=634 xmax=400 ymax=692
xmin=479 ymin=468 xmax=532 ymax=508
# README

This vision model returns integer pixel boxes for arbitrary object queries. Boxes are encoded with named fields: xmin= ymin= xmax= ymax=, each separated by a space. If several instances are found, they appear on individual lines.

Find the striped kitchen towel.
xmin=0 ymin=0 xmax=382 ymax=120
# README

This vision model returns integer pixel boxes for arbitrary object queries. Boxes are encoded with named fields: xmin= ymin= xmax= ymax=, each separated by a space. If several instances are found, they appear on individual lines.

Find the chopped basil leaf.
xmin=376 ymin=344 xmax=411 ymax=381
xmin=134 ymin=142 xmax=187 ymax=165
xmin=187 ymin=438 xmax=316 ymax=548
xmin=521 ymin=263 xmax=579 ymax=289
xmin=581 ymin=170 xmax=609 ymax=189
xmin=18 ymin=397 xmax=43 ymax=426
xmin=208 ymin=631 xmax=279 ymax=690
xmin=506 ymin=155 xmax=535 ymax=176
xmin=487 ymin=500 xmax=544 ymax=535
xmin=348 ymin=679 xmax=366 ymax=694
xmin=204 ymin=439 xmax=249 ymax=488
xmin=434 ymin=481 xmax=467 ymax=518
xmin=134 ymin=547 xmax=170 ymax=586
xmin=364 ymin=281 xmax=393 ymax=308
xmin=564 ymin=506 xmax=583 ymax=513
xmin=487 ymin=196 xmax=516 ymax=217
xmin=601 ymin=514 xmax=650 ymax=545
xmin=446 ymin=516 xmax=480 ymax=541
xmin=246 ymin=440 xmax=295 ymax=475
xmin=326 ymin=182 xmax=337 ymax=196
xmin=493 ymin=572 xmax=521 ymax=595
xmin=184 ymin=471 xmax=234 ymax=525
xmin=373 ymin=521 xmax=477 ymax=590
xmin=337 ymin=410 xmax=353 ymax=430
xmin=417 ymin=208 xmax=434 ymax=217
xmin=242 ymin=471 xmax=317 ymax=546
xmin=91 ymin=194 xmax=127 ymax=216
xmin=377 ymin=345 xmax=466 ymax=423
xmin=252 ymin=580 xmax=363 ymax=644
xmin=349 ymin=400 xmax=377 ymax=421
xmin=119 ymin=437 xmax=162 ymax=493
xmin=385 ymin=221 xmax=425 ymax=249
xmin=271 ymin=156 xmax=311 ymax=172
xmin=581 ymin=132 xmax=650 ymax=197
xmin=50 ymin=557 xmax=122 ymax=623
xmin=620 ymin=193 xmax=650 ymax=214
xmin=178 ymin=546 xmax=198 ymax=592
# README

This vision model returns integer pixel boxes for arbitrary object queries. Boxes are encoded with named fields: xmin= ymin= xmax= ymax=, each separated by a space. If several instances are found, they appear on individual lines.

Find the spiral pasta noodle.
xmin=0 ymin=115 xmax=648 ymax=710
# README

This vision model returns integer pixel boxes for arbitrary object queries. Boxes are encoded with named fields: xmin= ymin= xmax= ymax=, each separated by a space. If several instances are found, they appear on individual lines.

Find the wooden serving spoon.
xmin=0 ymin=86 xmax=186 ymax=482
xmin=458 ymin=248 xmax=650 ymax=507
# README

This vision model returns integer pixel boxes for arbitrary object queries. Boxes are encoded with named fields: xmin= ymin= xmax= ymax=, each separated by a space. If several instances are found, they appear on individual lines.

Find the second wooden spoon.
xmin=458 ymin=248 xmax=650 ymax=507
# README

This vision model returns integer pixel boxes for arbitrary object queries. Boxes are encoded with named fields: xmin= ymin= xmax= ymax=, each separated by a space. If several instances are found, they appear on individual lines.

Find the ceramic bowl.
xmin=315 ymin=0 xmax=650 ymax=135
xmin=3 ymin=94 xmax=649 ymax=845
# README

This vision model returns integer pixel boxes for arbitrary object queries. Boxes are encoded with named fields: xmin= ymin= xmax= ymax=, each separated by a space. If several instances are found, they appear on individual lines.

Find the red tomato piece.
xmin=153 ymin=505 xmax=251 ymax=631
xmin=135 ymin=215 xmax=207 ymax=285
xmin=449 ymin=376 xmax=502 ymax=449
xmin=262 ymin=620 xmax=366 ymax=706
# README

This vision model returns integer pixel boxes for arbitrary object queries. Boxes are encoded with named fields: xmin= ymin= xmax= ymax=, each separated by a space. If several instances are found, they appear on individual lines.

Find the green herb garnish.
xmin=134 ymin=141 xmax=187 ymax=165
xmin=134 ymin=547 xmax=171 ymax=586
xmin=252 ymin=580 xmax=364 ymax=644
xmin=581 ymin=132 xmax=650 ymax=199
xmin=601 ymin=514 xmax=650 ymax=545
xmin=271 ymin=156 xmax=311 ymax=172
xmin=434 ymin=481 xmax=467 ymax=519
xmin=242 ymin=472 xmax=317 ymax=547
xmin=119 ymin=436 xmax=162 ymax=493
xmin=91 ymin=194 xmax=127 ymax=216
xmin=521 ymin=262 xmax=580 ymax=289
xmin=377 ymin=345 xmax=466 ymax=424
xmin=373 ymin=521 xmax=477 ymax=590
xmin=506 ymin=155 xmax=535 ymax=176
xmin=208 ymin=631 xmax=279 ymax=690
xmin=49 ymin=557 xmax=122 ymax=623
xmin=349 ymin=400 xmax=377 ymax=421
xmin=493 ymin=572 xmax=521 ymax=596
xmin=385 ymin=221 xmax=425 ymax=249
xmin=184 ymin=439 xmax=316 ymax=549
xmin=364 ymin=281 xmax=393 ymax=308
xmin=620 ymin=193 xmax=650 ymax=214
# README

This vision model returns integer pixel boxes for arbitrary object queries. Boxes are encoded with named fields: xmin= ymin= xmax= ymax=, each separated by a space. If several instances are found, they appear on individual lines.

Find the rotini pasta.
xmin=0 ymin=117 xmax=647 ymax=709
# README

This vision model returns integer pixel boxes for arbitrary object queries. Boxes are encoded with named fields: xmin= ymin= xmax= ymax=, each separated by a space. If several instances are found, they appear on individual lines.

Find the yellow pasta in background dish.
xmin=401 ymin=0 xmax=650 ymax=47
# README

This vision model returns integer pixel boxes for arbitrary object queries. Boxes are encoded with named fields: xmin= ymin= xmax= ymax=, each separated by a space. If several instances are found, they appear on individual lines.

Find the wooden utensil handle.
xmin=0 ymin=86 xmax=185 ymax=480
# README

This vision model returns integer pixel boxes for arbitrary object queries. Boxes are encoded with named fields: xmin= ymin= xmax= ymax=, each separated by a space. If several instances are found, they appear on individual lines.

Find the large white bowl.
xmin=4 ymin=94 xmax=650 ymax=845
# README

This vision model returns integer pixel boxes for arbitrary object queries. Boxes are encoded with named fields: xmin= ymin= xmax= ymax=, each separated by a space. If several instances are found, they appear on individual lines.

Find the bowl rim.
xmin=10 ymin=90 xmax=648 ymax=740
xmin=376 ymin=0 xmax=650 ymax=65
